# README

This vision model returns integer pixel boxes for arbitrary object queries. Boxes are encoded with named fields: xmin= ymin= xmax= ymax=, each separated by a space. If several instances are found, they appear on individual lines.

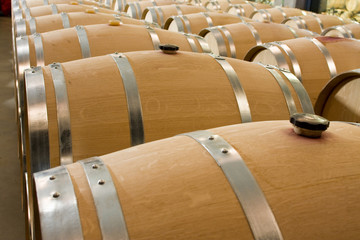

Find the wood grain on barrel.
xmin=55 ymin=121 xmax=360 ymax=239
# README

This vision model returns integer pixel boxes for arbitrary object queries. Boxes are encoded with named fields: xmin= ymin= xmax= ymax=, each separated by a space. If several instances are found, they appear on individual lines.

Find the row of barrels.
xmin=10 ymin=0 xmax=360 ymax=239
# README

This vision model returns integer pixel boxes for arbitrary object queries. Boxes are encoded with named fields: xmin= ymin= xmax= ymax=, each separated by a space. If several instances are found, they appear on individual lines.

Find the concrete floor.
xmin=0 ymin=16 xmax=26 ymax=239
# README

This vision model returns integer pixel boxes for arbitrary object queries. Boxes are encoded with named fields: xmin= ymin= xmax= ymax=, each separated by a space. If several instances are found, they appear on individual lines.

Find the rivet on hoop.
xmin=49 ymin=176 xmax=56 ymax=180
xmin=52 ymin=192 xmax=60 ymax=198
xmin=98 ymin=179 xmax=105 ymax=185
xmin=221 ymin=148 xmax=228 ymax=154
xmin=92 ymin=164 xmax=99 ymax=169
xmin=208 ymin=136 xmax=214 ymax=140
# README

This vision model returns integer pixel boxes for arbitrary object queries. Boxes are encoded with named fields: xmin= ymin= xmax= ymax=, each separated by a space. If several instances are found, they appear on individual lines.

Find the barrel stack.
xmin=10 ymin=0 xmax=360 ymax=239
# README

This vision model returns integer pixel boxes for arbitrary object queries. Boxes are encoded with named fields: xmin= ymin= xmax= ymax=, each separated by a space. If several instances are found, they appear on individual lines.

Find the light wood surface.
xmin=248 ymin=36 xmax=360 ymax=105
xmin=16 ymin=11 xmax=149 ymax=36
xmin=19 ymin=3 xmax=118 ymax=19
xmin=24 ymin=51 xmax=306 ymax=174
xmin=315 ymin=71 xmax=360 ymax=122
xmin=33 ymin=120 xmax=360 ymax=239
xmin=202 ymin=22 xmax=314 ymax=59
xmin=165 ymin=12 xmax=250 ymax=34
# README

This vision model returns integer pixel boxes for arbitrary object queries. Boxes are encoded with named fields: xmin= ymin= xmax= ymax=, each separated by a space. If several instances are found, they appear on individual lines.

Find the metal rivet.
xmin=52 ymin=192 xmax=60 ymax=198
xmin=221 ymin=148 xmax=228 ymax=154
xmin=31 ymin=70 xmax=35 ymax=73
xmin=208 ymin=136 xmax=214 ymax=140
xmin=92 ymin=164 xmax=98 ymax=169
xmin=98 ymin=179 xmax=105 ymax=185
xmin=49 ymin=176 xmax=56 ymax=180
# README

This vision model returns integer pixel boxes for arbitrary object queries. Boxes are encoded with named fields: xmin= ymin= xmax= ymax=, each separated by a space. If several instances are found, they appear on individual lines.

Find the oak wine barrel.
xmin=244 ymin=36 xmax=360 ymax=105
xmin=199 ymin=22 xmax=316 ymax=59
xmin=12 ymin=2 xmax=118 ymax=20
xmin=13 ymin=0 xmax=101 ymax=10
xmin=250 ymin=7 xmax=308 ymax=23
xmin=327 ymin=0 xmax=346 ymax=9
xmin=14 ymin=11 xmax=144 ymax=37
xmin=282 ymin=13 xmax=348 ymax=34
xmin=142 ymin=4 xmax=207 ymax=27
xmin=315 ymin=69 xmax=360 ymax=122
xmin=321 ymin=23 xmax=360 ymax=39
xmin=202 ymin=0 xmax=247 ymax=11
xmin=346 ymin=0 xmax=360 ymax=12
xmin=227 ymin=2 xmax=271 ymax=18
xmin=164 ymin=12 xmax=251 ymax=34
xmin=124 ymin=0 xmax=175 ymax=19
xmin=32 ymin=120 xmax=360 ymax=240
xmin=23 ymin=49 xmax=313 ymax=178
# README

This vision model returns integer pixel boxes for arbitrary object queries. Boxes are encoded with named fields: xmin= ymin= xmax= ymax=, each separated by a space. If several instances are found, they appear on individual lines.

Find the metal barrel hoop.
xmin=144 ymin=25 xmax=160 ymax=50
xmin=259 ymin=63 xmax=297 ymax=115
xmin=33 ymin=166 xmax=83 ymax=240
xmin=110 ymin=53 xmax=144 ymax=146
xmin=209 ymin=53 xmax=252 ymax=122
xmin=49 ymin=63 xmax=73 ymax=165
xmin=181 ymin=130 xmax=283 ymax=240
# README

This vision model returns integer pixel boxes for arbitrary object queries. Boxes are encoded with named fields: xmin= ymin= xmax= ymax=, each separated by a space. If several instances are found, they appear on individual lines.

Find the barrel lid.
xmin=159 ymin=44 xmax=179 ymax=54
xmin=290 ymin=113 xmax=329 ymax=138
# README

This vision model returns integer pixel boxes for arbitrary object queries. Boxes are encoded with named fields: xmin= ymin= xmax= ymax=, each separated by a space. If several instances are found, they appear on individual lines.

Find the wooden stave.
xmin=32 ymin=120 xmax=360 ymax=240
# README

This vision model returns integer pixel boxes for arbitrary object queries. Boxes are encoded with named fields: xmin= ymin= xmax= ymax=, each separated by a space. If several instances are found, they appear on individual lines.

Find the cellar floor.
xmin=0 ymin=16 xmax=26 ymax=240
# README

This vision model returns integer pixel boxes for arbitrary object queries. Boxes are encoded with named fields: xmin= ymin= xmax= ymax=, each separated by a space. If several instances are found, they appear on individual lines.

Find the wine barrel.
xmin=12 ymin=2 xmax=118 ymax=20
xmin=199 ymin=22 xmax=316 ymax=59
xmin=346 ymin=0 xmax=360 ymax=13
xmin=15 ymin=23 xmax=209 ymax=76
xmin=15 ymin=26 xmax=210 ymax=176
xmin=202 ymin=0 xmax=247 ymax=11
xmin=142 ymin=4 xmax=207 ymax=27
xmin=31 ymin=120 xmax=360 ymax=240
xmin=227 ymin=2 xmax=271 ymax=18
xmin=315 ymin=69 xmax=360 ymax=122
xmin=244 ymin=36 xmax=360 ymax=105
xmin=125 ymin=0 xmax=175 ymax=19
xmin=164 ymin=12 xmax=251 ymax=34
xmin=23 ymin=50 xmax=313 ymax=178
xmin=14 ymin=11 xmax=147 ymax=37
xmin=327 ymin=0 xmax=346 ymax=9
xmin=321 ymin=23 xmax=360 ymax=39
xmin=13 ymin=0 xmax=101 ymax=10
xmin=251 ymin=7 xmax=308 ymax=23
xmin=282 ymin=13 xmax=348 ymax=34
